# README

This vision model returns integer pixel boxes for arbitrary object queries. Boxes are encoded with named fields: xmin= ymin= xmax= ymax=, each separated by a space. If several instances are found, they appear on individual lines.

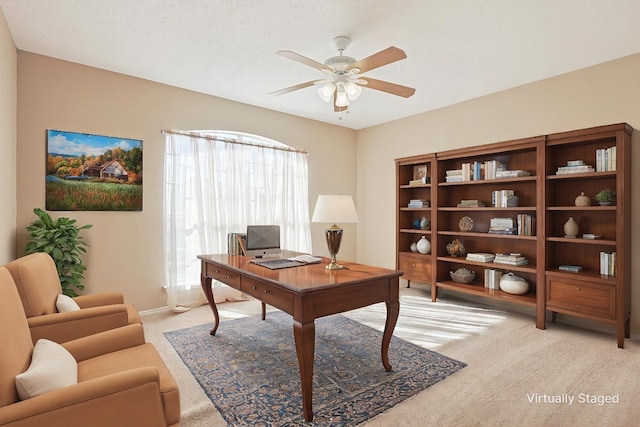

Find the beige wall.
xmin=16 ymin=52 xmax=356 ymax=311
xmin=356 ymin=53 xmax=640 ymax=336
xmin=0 ymin=11 xmax=16 ymax=264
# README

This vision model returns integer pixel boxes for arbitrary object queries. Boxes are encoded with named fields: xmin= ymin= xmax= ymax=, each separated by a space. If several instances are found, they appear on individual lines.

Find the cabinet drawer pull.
xmin=576 ymin=287 xmax=581 ymax=291
xmin=264 ymin=290 xmax=271 ymax=294
xmin=576 ymin=305 xmax=580 ymax=309
xmin=252 ymin=286 xmax=257 ymax=290
xmin=215 ymin=269 xmax=220 ymax=273
xmin=412 ymin=263 xmax=416 ymax=267
xmin=226 ymin=275 xmax=232 ymax=279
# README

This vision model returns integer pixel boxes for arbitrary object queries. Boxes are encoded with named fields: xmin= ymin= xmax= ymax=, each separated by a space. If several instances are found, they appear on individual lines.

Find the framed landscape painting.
xmin=46 ymin=129 xmax=143 ymax=211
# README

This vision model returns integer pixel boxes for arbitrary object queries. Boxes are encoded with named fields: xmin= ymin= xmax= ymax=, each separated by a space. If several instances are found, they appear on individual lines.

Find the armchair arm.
xmin=0 ymin=367 xmax=168 ymax=427
xmin=27 ymin=305 xmax=130 ymax=344
xmin=74 ymin=293 xmax=124 ymax=308
xmin=62 ymin=324 xmax=146 ymax=362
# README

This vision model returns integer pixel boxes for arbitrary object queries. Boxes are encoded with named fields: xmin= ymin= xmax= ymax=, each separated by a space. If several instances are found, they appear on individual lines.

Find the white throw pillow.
xmin=15 ymin=339 xmax=78 ymax=400
xmin=56 ymin=294 xmax=81 ymax=312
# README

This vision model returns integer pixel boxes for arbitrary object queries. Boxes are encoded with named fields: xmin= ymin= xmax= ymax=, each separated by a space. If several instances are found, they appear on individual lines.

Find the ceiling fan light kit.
xmin=272 ymin=36 xmax=415 ymax=113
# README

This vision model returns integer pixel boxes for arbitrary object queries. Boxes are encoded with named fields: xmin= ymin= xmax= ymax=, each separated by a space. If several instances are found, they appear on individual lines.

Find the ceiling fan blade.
xmin=276 ymin=50 xmax=328 ymax=71
xmin=361 ymin=77 xmax=416 ymax=98
xmin=269 ymin=80 xmax=317 ymax=96
xmin=349 ymin=46 xmax=407 ymax=74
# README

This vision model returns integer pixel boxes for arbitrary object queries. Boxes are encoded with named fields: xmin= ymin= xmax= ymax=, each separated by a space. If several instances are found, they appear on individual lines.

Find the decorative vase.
xmin=419 ymin=216 xmax=430 ymax=230
xmin=446 ymin=238 xmax=465 ymax=257
xmin=574 ymin=192 xmax=591 ymax=207
xmin=416 ymin=236 xmax=431 ymax=254
xmin=410 ymin=242 xmax=418 ymax=252
xmin=499 ymin=272 xmax=529 ymax=295
xmin=563 ymin=217 xmax=579 ymax=238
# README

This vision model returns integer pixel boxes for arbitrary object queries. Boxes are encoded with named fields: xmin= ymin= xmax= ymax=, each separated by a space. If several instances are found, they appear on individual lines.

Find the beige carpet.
xmin=142 ymin=283 xmax=640 ymax=426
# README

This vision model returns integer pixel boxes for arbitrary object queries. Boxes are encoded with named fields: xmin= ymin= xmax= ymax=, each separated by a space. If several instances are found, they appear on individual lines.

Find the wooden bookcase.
xmin=395 ymin=154 xmax=435 ymax=289
xmin=395 ymin=123 xmax=632 ymax=347
xmin=543 ymin=123 xmax=631 ymax=348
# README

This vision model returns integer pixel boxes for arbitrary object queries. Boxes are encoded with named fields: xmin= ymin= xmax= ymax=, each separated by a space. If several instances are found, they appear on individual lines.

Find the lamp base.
xmin=324 ymin=225 xmax=344 ymax=270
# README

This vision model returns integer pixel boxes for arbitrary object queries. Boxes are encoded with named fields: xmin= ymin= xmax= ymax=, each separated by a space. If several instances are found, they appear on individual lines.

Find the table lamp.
xmin=311 ymin=195 xmax=359 ymax=270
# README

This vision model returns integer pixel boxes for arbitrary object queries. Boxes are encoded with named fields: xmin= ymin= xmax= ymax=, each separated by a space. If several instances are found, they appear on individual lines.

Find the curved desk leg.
xmin=293 ymin=320 xmax=315 ymax=422
xmin=382 ymin=299 xmax=400 ymax=372
xmin=200 ymin=275 xmax=220 ymax=336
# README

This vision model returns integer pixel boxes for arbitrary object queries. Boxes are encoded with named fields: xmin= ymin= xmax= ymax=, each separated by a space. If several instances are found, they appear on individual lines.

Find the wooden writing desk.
xmin=198 ymin=252 xmax=403 ymax=422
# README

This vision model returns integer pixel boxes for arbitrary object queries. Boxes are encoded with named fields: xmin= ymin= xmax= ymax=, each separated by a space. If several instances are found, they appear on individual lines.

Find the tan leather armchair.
xmin=0 ymin=267 xmax=180 ymax=427
xmin=4 ymin=253 xmax=141 ymax=344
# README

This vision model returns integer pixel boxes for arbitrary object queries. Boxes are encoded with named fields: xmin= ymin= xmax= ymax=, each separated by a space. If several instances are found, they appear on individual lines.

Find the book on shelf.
xmin=488 ymin=227 xmax=517 ymax=235
xmin=466 ymin=253 xmax=495 ymax=262
xmin=484 ymin=160 xmax=507 ymax=180
xmin=409 ymin=177 xmax=427 ymax=185
xmin=494 ymin=253 xmax=529 ymax=265
xmin=408 ymin=199 xmax=429 ymax=208
xmin=559 ymin=265 xmax=582 ymax=273
xmin=457 ymin=199 xmax=486 ymax=207
xmin=490 ymin=218 xmax=514 ymax=228
xmin=484 ymin=269 xmax=502 ymax=289
xmin=495 ymin=170 xmax=531 ymax=178
xmin=600 ymin=251 xmax=616 ymax=276
xmin=517 ymin=214 xmax=534 ymax=236
xmin=555 ymin=161 xmax=595 ymax=174
xmin=491 ymin=189 xmax=515 ymax=207
xmin=445 ymin=175 xmax=464 ymax=183
xmin=596 ymin=146 xmax=616 ymax=172
xmin=582 ymin=233 xmax=601 ymax=239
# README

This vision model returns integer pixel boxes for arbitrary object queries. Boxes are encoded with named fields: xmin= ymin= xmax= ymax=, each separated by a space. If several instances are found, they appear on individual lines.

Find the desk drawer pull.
xmin=264 ymin=290 xmax=270 ymax=294
xmin=252 ymin=286 xmax=257 ymax=290
xmin=225 ymin=275 xmax=232 ymax=279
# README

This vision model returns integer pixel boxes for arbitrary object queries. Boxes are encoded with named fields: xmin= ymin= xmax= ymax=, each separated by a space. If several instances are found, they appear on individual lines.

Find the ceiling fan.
xmin=270 ymin=36 xmax=415 ymax=112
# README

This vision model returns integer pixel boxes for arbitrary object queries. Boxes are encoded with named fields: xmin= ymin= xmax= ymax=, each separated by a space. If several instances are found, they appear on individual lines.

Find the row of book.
xmin=484 ymin=269 xmax=502 ymax=290
xmin=600 ymin=251 xmax=616 ymax=276
xmin=227 ymin=232 xmax=246 ymax=255
xmin=596 ymin=146 xmax=616 ymax=172
xmin=445 ymin=161 xmax=530 ymax=182
xmin=491 ymin=189 xmax=515 ymax=207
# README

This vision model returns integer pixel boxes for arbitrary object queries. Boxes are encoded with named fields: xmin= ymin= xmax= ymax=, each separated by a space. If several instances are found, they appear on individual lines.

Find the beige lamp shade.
xmin=311 ymin=195 xmax=359 ymax=224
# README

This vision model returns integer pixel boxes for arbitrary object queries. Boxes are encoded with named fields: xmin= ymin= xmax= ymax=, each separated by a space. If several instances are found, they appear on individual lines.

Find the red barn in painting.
xmin=83 ymin=160 xmax=129 ymax=181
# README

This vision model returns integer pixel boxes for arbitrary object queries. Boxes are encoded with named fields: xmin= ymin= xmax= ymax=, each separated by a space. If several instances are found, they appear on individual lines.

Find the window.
xmin=163 ymin=130 xmax=312 ymax=308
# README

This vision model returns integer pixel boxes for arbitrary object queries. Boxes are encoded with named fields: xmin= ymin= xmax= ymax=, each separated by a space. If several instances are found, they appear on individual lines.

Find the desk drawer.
xmin=398 ymin=252 xmax=431 ymax=283
xmin=546 ymin=277 xmax=615 ymax=320
xmin=241 ymin=277 xmax=293 ymax=312
xmin=206 ymin=264 xmax=241 ymax=288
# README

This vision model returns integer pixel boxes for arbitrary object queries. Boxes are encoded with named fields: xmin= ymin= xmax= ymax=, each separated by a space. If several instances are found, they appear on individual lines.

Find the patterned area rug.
xmin=165 ymin=311 xmax=466 ymax=426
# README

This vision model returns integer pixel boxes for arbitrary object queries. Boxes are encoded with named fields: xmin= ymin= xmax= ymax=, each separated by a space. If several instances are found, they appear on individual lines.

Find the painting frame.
xmin=413 ymin=164 xmax=428 ymax=181
xmin=46 ymin=129 xmax=143 ymax=211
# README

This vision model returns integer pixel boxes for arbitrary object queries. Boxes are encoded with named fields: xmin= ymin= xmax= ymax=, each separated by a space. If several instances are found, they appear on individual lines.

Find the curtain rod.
xmin=161 ymin=129 xmax=308 ymax=155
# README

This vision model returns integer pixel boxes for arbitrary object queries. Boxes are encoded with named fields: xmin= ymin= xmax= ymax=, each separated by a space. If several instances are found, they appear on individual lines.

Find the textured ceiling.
xmin=2 ymin=0 xmax=640 ymax=130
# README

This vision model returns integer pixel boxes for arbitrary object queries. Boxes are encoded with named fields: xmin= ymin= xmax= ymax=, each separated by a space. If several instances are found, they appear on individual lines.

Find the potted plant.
xmin=594 ymin=189 xmax=616 ymax=205
xmin=25 ymin=208 xmax=92 ymax=297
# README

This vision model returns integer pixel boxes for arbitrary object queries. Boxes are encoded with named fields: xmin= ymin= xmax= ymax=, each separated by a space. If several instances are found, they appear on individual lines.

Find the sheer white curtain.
xmin=163 ymin=130 xmax=312 ymax=310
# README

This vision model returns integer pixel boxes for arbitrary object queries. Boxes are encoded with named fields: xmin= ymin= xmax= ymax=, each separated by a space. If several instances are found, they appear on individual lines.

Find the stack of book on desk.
xmin=466 ymin=253 xmax=495 ymax=263
xmin=494 ymin=253 xmax=528 ymax=266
